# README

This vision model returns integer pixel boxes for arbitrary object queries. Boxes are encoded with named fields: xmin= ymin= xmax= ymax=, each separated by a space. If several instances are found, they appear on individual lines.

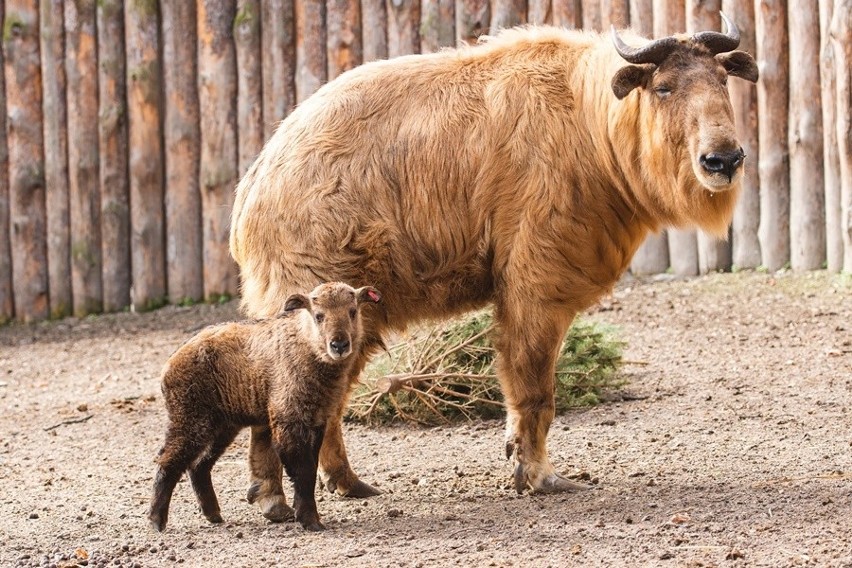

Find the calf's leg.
xmin=149 ymin=426 xmax=208 ymax=531
xmin=275 ymin=422 xmax=326 ymax=531
xmin=246 ymin=425 xmax=294 ymax=522
xmin=189 ymin=426 xmax=240 ymax=524
xmin=494 ymin=301 xmax=592 ymax=494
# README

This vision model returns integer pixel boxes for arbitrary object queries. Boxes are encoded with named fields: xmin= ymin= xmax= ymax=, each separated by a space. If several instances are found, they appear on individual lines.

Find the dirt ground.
xmin=1 ymin=271 xmax=850 ymax=568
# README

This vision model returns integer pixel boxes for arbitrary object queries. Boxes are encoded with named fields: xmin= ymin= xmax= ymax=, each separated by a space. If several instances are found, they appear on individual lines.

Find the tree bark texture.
xmin=261 ymin=0 xmax=296 ymax=140
xmin=528 ymin=0 xmax=551 ymax=24
xmin=198 ymin=0 xmax=240 ymax=299
xmin=629 ymin=0 xmax=652 ymax=35
xmin=235 ymin=0 xmax=263 ymax=175
xmin=788 ymin=1 xmax=825 ymax=271
xmin=723 ymin=0 xmax=760 ymax=270
xmin=581 ymin=0 xmax=601 ymax=30
xmin=552 ymin=0 xmax=581 ymax=28
xmin=832 ymin=0 xmax=852 ymax=272
xmin=362 ymin=0 xmax=388 ymax=62
xmin=491 ymin=0 xmax=525 ymax=31
xmin=755 ymin=0 xmax=790 ymax=271
xmin=388 ymin=0 xmax=420 ymax=57
xmin=162 ymin=0 xmax=202 ymax=304
xmin=601 ymin=0 xmax=629 ymax=29
xmin=820 ymin=0 xmax=842 ymax=272
xmin=65 ymin=0 xmax=103 ymax=316
xmin=0 ymin=4 xmax=11 ymax=323
xmin=327 ymin=0 xmax=363 ymax=75
xmin=296 ymin=0 xmax=327 ymax=100
xmin=456 ymin=0 xmax=489 ymax=44
xmin=40 ymin=0 xmax=71 ymax=318
xmin=97 ymin=0 xmax=130 ymax=312
xmin=4 ymin=0 xmax=48 ymax=322
xmin=125 ymin=0 xmax=166 ymax=311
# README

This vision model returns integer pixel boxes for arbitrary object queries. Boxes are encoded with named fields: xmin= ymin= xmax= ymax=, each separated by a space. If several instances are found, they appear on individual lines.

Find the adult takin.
xmin=229 ymin=17 xmax=758 ymax=498
xmin=148 ymin=282 xmax=383 ymax=531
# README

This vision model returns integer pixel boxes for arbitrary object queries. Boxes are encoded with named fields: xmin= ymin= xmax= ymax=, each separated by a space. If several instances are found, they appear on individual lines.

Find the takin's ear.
xmin=355 ymin=286 xmax=382 ymax=305
xmin=611 ymin=64 xmax=653 ymax=99
xmin=717 ymin=51 xmax=759 ymax=83
xmin=283 ymin=293 xmax=310 ymax=313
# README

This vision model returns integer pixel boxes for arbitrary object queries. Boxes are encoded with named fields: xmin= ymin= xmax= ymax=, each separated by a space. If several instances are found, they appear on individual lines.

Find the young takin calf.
xmin=148 ymin=282 xmax=382 ymax=532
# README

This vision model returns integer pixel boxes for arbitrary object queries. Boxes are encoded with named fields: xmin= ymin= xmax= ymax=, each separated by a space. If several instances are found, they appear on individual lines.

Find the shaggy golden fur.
xmin=230 ymin=25 xmax=756 ymax=495
xmin=148 ymin=282 xmax=382 ymax=531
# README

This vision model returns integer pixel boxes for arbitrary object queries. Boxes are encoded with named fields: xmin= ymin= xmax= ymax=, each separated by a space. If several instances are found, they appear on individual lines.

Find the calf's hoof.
xmin=298 ymin=517 xmax=326 ymax=531
xmin=148 ymin=513 xmax=167 ymax=533
xmin=513 ymin=463 xmax=593 ymax=494
xmin=261 ymin=497 xmax=295 ymax=523
xmin=204 ymin=512 xmax=223 ymax=524
xmin=323 ymin=474 xmax=382 ymax=498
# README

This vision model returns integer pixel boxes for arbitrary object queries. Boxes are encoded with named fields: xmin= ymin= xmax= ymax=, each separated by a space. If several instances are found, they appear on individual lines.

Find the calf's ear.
xmin=356 ymin=286 xmax=382 ymax=305
xmin=717 ymin=51 xmax=758 ymax=83
xmin=283 ymin=294 xmax=310 ymax=313
xmin=612 ymin=64 xmax=652 ymax=99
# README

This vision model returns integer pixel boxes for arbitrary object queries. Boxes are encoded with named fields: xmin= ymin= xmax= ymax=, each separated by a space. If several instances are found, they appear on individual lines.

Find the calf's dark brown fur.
xmin=148 ymin=282 xmax=382 ymax=532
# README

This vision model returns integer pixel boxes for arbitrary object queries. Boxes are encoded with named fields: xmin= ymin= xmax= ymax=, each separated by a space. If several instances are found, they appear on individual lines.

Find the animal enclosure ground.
xmin=1 ymin=271 xmax=850 ymax=567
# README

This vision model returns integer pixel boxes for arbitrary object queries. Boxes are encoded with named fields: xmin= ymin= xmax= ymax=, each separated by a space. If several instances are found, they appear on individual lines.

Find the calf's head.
xmin=284 ymin=282 xmax=383 ymax=363
xmin=610 ymin=13 xmax=758 ymax=192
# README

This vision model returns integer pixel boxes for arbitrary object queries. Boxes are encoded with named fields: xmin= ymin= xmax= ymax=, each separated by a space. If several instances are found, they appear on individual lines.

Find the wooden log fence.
xmin=0 ymin=0 xmax=849 ymax=322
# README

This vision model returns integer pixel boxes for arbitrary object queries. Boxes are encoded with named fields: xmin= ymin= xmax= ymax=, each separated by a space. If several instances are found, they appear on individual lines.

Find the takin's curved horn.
xmin=611 ymin=26 xmax=680 ymax=65
xmin=691 ymin=11 xmax=740 ymax=54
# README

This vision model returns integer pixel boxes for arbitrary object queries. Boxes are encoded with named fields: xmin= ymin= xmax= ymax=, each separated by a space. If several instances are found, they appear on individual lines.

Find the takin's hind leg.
xmin=189 ymin=426 xmax=240 ymax=524
xmin=318 ymin=346 xmax=382 ymax=498
xmin=149 ymin=430 xmax=208 ymax=532
xmin=494 ymin=302 xmax=593 ymax=495
xmin=247 ymin=425 xmax=294 ymax=522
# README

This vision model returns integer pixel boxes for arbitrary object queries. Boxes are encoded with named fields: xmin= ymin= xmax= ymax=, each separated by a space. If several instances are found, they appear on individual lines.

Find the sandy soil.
xmin=1 ymin=271 xmax=850 ymax=568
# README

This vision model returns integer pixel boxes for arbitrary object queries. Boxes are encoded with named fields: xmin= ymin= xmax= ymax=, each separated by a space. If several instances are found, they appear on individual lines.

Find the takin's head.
xmin=610 ymin=12 xmax=758 ymax=195
xmin=283 ymin=282 xmax=383 ymax=363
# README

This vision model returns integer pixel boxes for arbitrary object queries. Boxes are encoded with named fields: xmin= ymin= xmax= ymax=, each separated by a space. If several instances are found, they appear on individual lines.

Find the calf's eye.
xmin=315 ymin=313 xmax=325 ymax=324
xmin=349 ymin=308 xmax=357 ymax=319
xmin=655 ymin=86 xmax=671 ymax=98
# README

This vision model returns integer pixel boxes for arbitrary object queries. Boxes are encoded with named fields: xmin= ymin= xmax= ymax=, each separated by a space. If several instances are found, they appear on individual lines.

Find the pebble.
xmin=387 ymin=508 xmax=403 ymax=518
xmin=28 ymin=512 xmax=39 ymax=519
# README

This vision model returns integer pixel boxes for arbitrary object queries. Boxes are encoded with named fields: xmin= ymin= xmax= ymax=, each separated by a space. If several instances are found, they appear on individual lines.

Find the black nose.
xmin=699 ymin=148 xmax=745 ymax=182
xmin=330 ymin=339 xmax=350 ymax=355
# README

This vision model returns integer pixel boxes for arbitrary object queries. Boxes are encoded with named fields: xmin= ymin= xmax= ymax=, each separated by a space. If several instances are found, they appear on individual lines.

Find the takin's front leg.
xmin=318 ymin=352 xmax=382 ymax=498
xmin=246 ymin=425 xmax=295 ymax=522
xmin=275 ymin=422 xmax=326 ymax=531
xmin=495 ymin=302 xmax=593 ymax=494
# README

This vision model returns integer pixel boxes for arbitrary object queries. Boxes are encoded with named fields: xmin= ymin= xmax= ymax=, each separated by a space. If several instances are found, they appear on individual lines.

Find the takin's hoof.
xmin=513 ymin=464 xmax=593 ymax=495
xmin=323 ymin=475 xmax=382 ymax=498
xmin=301 ymin=520 xmax=326 ymax=532
xmin=261 ymin=499 xmax=296 ymax=523
xmin=204 ymin=512 xmax=224 ymax=524
xmin=148 ymin=513 xmax=167 ymax=533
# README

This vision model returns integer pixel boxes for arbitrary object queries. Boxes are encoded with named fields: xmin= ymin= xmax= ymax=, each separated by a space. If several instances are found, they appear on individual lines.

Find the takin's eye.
xmin=315 ymin=312 xmax=325 ymax=324
xmin=349 ymin=308 xmax=357 ymax=320
xmin=654 ymin=86 xmax=672 ymax=99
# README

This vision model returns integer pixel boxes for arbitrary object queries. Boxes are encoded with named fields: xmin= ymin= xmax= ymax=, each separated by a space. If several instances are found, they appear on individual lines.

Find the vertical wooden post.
xmin=821 ymin=0 xmax=843 ymax=272
xmin=65 ymin=0 xmax=103 ymax=316
xmin=198 ymin=0 xmax=240 ymax=299
xmin=4 ymin=0 xmax=48 ymax=322
xmin=687 ymin=1 xmax=731 ymax=274
xmin=0 ymin=5 xmax=10 ymax=323
xmin=125 ymin=0 xmax=166 ymax=311
xmin=629 ymin=0 xmax=671 ymax=276
xmin=654 ymin=0 xmax=696 ymax=276
xmin=755 ymin=0 xmax=790 ymax=271
xmin=601 ymin=0 xmax=629 ymax=29
xmin=261 ymin=0 xmax=296 ymax=140
xmin=724 ymin=0 xmax=760 ymax=270
xmin=40 ymin=0 xmax=71 ymax=318
xmin=327 ymin=0 xmax=363 ymax=76
xmin=162 ymin=0 xmax=202 ymax=304
xmin=456 ymin=0 xmax=489 ymax=44
xmin=552 ymin=0 xmax=581 ymax=28
xmin=491 ymin=0 xmax=526 ymax=31
xmin=296 ymin=0 xmax=327 ymax=101
xmin=362 ymin=0 xmax=388 ymax=62
xmin=832 ymin=0 xmax=852 ymax=272
xmin=387 ymin=0 xmax=420 ymax=57
xmin=581 ymin=0 xmax=601 ymax=30
xmin=628 ymin=0 xmax=652 ymax=37
xmin=235 ymin=0 xmax=263 ymax=174
xmin=788 ymin=2 xmax=824 ymax=271
xmin=98 ymin=0 xmax=131 ymax=312
xmin=529 ymin=0 xmax=551 ymax=25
